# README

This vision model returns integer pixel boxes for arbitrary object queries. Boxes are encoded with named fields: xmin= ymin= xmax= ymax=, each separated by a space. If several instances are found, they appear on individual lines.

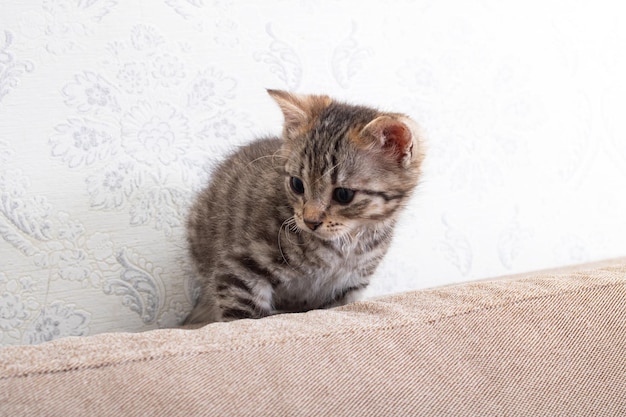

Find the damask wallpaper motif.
xmin=1 ymin=1 xmax=625 ymax=345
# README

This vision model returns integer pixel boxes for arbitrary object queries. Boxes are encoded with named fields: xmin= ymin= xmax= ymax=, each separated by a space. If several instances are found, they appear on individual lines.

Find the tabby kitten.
xmin=185 ymin=90 xmax=424 ymax=324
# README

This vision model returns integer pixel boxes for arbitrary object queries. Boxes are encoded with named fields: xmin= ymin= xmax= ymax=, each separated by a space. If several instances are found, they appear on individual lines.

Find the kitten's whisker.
xmin=279 ymin=156 xmax=301 ymax=172
xmin=278 ymin=219 xmax=291 ymax=266
xmin=278 ymin=216 xmax=304 ymax=269
xmin=245 ymin=152 xmax=288 ymax=169
xmin=337 ymin=231 xmax=353 ymax=253
xmin=311 ymin=160 xmax=343 ymax=187
xmin=323 ymin=160 xmax=342 ymax=180
xmin=285 ymin=219 xmax=304 ymax=246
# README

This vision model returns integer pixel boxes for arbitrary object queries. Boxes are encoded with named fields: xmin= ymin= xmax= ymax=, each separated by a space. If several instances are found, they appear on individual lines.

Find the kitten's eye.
xmin=333 ymin=188 xmax=355 ymax=205
xmin=290 ymin=176 xmax=305 ymax=195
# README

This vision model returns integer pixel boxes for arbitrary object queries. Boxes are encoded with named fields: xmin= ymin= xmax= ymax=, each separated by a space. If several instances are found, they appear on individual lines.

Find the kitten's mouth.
xmin=295 ymin=218 xmax=348 ymax=241
xmin=306 ymin=229 xmax=336 ymax=241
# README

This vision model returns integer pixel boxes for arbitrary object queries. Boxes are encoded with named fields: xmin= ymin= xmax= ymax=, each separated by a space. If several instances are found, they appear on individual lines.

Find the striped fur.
xmin=185 ymin=90 xmax=424 ymax=324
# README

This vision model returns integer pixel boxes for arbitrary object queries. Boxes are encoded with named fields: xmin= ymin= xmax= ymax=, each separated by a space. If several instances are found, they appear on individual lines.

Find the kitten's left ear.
xmin=359 ymin=115 xmax=421 ymax=167
xmin=267 ymin=89 xmax=332 ymax=138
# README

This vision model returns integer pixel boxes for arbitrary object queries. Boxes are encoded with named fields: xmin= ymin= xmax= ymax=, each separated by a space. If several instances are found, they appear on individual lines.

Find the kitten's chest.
xmin=274 ymin=236 xmax=385 ymax=310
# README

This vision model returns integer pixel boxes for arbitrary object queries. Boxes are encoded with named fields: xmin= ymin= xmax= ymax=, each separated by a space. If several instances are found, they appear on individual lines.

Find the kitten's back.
xmin=187 ymin=137 xmax=284 ymax=271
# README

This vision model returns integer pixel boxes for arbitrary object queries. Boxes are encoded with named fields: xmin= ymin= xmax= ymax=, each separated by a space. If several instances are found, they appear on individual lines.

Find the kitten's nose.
xmin=304 ymin=219 xmax=323 ymax=231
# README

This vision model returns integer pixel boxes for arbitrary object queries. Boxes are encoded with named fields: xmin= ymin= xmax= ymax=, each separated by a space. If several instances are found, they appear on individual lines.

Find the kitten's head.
xmin=269 ymin=89 xmax=424 ymax=241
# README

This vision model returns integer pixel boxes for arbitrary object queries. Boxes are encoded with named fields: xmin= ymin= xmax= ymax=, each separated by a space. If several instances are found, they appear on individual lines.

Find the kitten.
xmin=185 ymin=90 xmax=424 ymax=324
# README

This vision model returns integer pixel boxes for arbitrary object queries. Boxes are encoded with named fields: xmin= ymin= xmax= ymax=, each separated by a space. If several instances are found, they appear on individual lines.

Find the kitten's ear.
xmin=359 ymin=115 xmax=420 ymax=167
xmin=267 ymin=89 xmax=331 ymax=138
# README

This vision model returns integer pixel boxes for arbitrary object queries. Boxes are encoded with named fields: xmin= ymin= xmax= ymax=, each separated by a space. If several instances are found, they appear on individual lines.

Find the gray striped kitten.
xmin=185 ymin=90 xmax=424 ymax=324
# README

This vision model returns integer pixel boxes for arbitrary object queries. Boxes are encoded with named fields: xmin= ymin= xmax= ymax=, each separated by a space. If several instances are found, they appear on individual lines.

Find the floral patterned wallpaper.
xmin=1 ymin=1 xmax=625 ymax=345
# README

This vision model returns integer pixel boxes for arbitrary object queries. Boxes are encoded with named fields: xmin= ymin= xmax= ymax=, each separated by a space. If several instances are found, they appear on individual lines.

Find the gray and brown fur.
xmin=185 ymin=90 xmax=424 ymax=324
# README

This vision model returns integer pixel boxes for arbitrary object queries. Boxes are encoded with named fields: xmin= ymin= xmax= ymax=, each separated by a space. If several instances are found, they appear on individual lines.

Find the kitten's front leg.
xmin=217 ymin=279 xmax=276 ymax=322
xmin=321 ymin=286 xmax=367 ymax=310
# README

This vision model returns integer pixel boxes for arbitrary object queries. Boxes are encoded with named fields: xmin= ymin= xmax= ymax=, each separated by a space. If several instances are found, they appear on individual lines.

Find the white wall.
xmin=1 ymin=1 xmax=625 ymax=344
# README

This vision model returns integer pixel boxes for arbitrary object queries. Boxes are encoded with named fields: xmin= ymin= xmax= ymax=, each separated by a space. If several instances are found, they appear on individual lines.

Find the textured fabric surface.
xmin=3 ymin=2 xmax=626 ymax=345
xmin=1 ymin=259 xmax=625 ymax=416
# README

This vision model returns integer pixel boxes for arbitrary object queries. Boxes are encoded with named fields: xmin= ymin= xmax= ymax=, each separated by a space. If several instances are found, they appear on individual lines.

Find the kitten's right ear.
xmin=267 ymin=89 xmax=331 ymax=138
xmin=358 ymin=115 xmax=422 ymax=168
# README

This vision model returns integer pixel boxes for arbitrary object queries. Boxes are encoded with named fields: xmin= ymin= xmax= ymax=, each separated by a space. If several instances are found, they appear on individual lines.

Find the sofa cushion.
xmin=1 ymin=258 xmax=625 ymax=416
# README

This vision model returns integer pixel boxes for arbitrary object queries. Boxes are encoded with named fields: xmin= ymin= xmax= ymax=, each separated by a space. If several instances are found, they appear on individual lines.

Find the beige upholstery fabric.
xmin=1 ymin=259 xmax=625 ymax=416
